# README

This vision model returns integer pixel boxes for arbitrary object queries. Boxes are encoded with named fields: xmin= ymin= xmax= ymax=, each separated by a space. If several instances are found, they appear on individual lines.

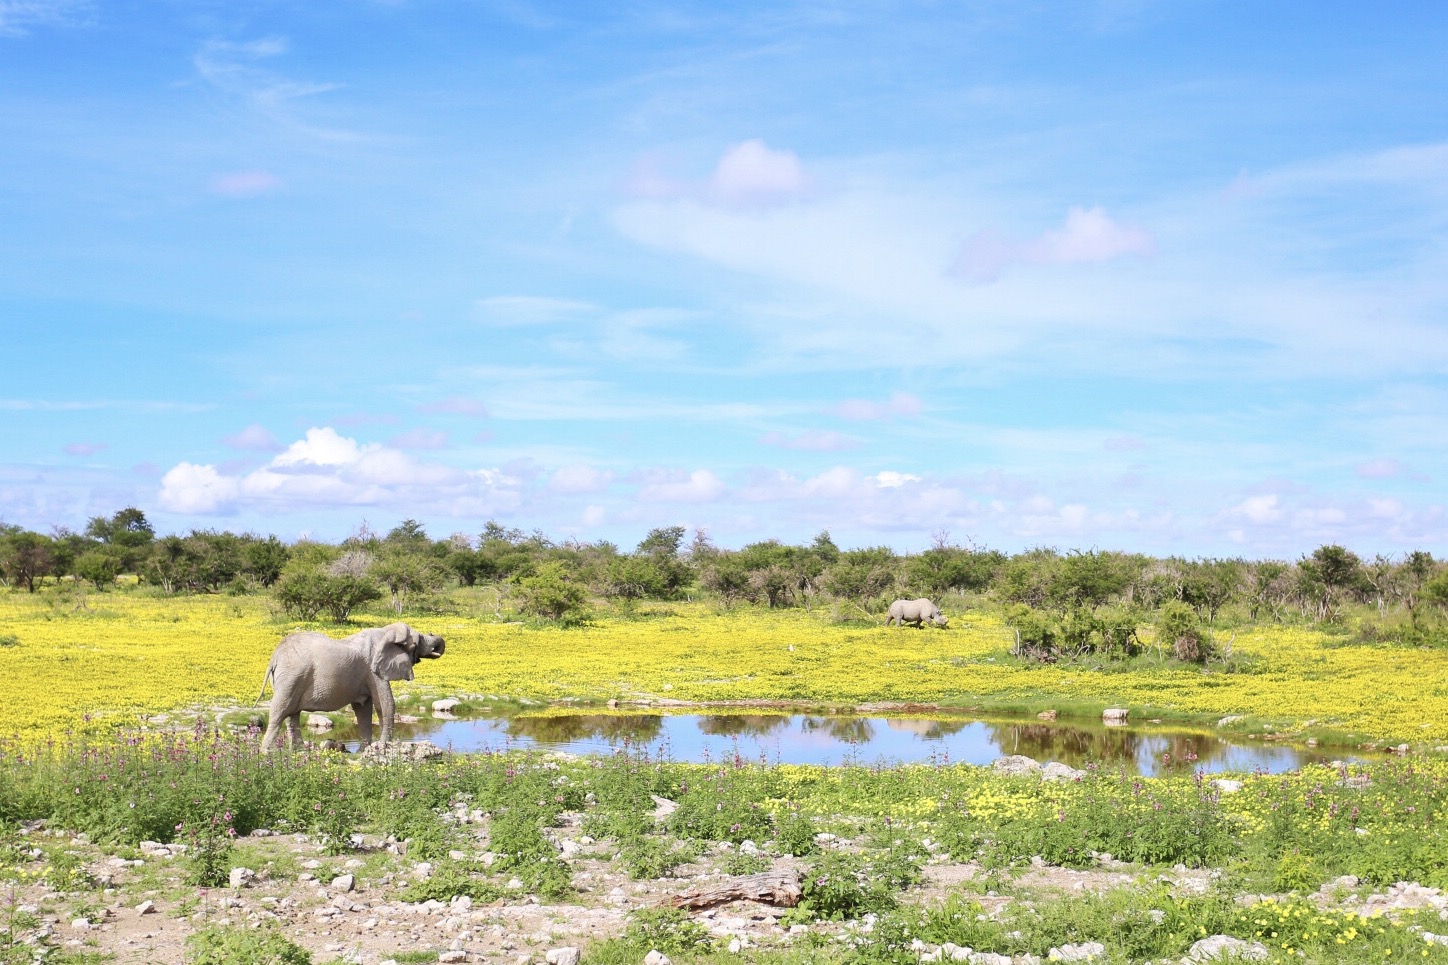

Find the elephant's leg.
xmin=259 ymin=714 xmax=282 ymax=753
xmin=285 ymin=714 xmax=303 ymax=749
xmin=352 ymin=701 xmax=373 ymax=745
xmin=374 ymin=682 xmax=397 ymax=744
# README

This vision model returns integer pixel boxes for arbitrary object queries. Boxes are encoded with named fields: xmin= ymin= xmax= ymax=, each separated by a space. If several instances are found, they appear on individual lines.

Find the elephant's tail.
xmin=253 ymin=658 xmax=275 ymax=706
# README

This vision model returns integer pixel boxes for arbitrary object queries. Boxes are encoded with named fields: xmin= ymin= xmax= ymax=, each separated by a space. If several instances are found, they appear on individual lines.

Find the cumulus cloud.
xmin=623 ymin=140 xmax=810 ymax=209
xmin=833 ymin=392 xmax=922 ymax=421
xmin=63 ymin=442 xmax=106 ymax=456
xmin=758 ymin=429 xmax=857 ymax=451
xmin=159 ymin=462 xmax=239 ymax=514
xmin=222 ymin=424 xmax=283 ymax=451
xmin=954 ymin=206 xmax=1155 ymax=283
xmin=156 ymin=427 xmax=524 ymax=517
xmin=210 ymin=170 xmax=281 ymax=197
xmin=1226 ymin=493 xmax=1283 ymax=524
xmin=636 ymin=469 xmax=726 ymax=503
xmin=708 ymin=140 xmax=809 ymax=207
xmin=549 ymin=464 xmax=614 ymax=494
xmin=871 ymin=471 xmax=921 ymax=488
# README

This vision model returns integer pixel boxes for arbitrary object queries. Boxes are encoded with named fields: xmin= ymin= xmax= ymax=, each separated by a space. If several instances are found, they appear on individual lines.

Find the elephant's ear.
xmin=377 ymin=622 xmax=418 ymax=649
xmin=370 ymin=638 xmax=415 ymax=682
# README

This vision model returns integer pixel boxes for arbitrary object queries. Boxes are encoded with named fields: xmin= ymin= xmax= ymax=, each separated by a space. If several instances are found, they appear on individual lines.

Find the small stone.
xmin=135 ymin=900 xmax=156 ymax=915
xmin=432 ymin=698 xmax=461 ymax=713
xmin=546 ymin=948 xmax=580 ymax=965
xmin=1037 ymin=710 xmax=1058 ymax=720
xmin=991 ymin=755 xmax=1041 ymax=777
xmin=331 ymin=873 xmax=356 ymax=892
xmin=438 ymin=952 xmax=469 ymax=964
xmin=644 ymin=952 xmax=672 ymax=965
xmin=1102 ymin=708 xmax=1129 ymax=722
xmin=1049 ymin=942 xmax=1104 ymax=961
xmin=306 ymin=714 xmax=334 ymax=731
xmin=228 ymin=867 xmax=254 ymax=889
xmin=71 ymin=918 xmax=92 ymax=931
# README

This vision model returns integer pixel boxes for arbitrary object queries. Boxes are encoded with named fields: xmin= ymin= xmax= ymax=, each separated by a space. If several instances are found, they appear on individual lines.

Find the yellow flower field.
xmin=2 ymin=590 xmax=1446 ymax=746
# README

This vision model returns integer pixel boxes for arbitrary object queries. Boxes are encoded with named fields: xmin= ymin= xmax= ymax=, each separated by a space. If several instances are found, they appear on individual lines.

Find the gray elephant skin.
xmin=886 ymin=598 xmax=948 ymax=628
xmin=256 ymin=622 xmax=445 ymax=752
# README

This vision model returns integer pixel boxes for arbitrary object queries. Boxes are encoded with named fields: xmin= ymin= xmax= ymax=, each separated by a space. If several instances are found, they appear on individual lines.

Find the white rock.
xmin=71 ymin=918 xmax=92 ymax=931
xmin=1211 ymin=778 xmax=1243 ymax=794
xmin=432 ymin=698 xmax=461 ymax=713
xmin=306 ymin=714 xmax=334 ymax=730
xmin=1048 ymin=942 xmax=1104 ymax=961
xmin=1102 ymin=708 xmax=1129 ymax=722
xmin=966 ymin=953 xmax=1010 ymax=965
xmin=331 ymin=873 xmax=356 ymax=892
xmin=228 ymin=867 xmax=254 ymax=889
xmin=644 ymin=951 xmax=672 ymax=965
xmin=546 ymin=948 xmax=581 ymax=965
xmin=991 ymin=755 xmax=1042 ymax=777
xmin=135 ymin=900 xmax=156 ymax=915
xmin=1041 ymin=762 xmax=1086 ymax=782
xmin=1184 ymin=936 xmax=1268 ymax=961
xmin=438 ymin=952 xmax=469 ymax=964
xmin=727 ymin=940 xmax=742 ymax=954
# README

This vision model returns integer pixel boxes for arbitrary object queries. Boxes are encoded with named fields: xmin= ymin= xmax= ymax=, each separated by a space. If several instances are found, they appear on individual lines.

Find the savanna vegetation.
xmin=4 ymin=509 xmax=1448 ymax=964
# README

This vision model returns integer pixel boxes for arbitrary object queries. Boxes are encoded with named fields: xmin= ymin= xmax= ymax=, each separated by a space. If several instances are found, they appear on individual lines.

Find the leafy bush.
xmin=185 ymin=925 xmax=311 ymax=965
xmin=1158 ymin=601 xmax=1216 ymax=663
xmin=396 ymin=860 xmax=505 ymax=904
xmin=273 ymin=568 xmax=381 ymax=621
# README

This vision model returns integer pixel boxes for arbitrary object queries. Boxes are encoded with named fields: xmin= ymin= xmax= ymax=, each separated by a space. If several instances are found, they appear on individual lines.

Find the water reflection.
xmin=332 ymin=710 xmax=1363 ymax=776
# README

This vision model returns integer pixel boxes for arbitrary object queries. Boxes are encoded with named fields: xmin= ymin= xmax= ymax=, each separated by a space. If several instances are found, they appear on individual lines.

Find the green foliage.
xmin=516 ymin=560 xmax=592 ymax=623
xmin=796 ymin=848 xmax=901 ymax=920
xmin=396 ymin=860 xmax=506 ymax=903
xmin=185 ymin=925 xmax=312 ymax=965
xmin=1157 ymin=601 xmax=1216 ymax=663
xmin=591 ymin=907 xmax=713 ymax=960
xmin=273 ymin=566 xmax=381 ymax=621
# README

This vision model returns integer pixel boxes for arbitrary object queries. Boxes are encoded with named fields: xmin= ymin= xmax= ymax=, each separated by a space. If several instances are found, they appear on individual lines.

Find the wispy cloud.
xmin=832 ymin=392 xmax=921 ymax=421
xmin=192 ymin=36 xmax=351 ymax=139
xmin=0 ymin=0 xmax=89 ymax=37
xmin=222 ymin=424 xmax=282 ymax=452
xmin=759 ymin=429 xmax=857 ymax=451
xmin=953 ymin=206 xmax=1155 ymax=283
xmin=63 ymin=441 xmax=106 ymax=456
xmin=418 ymin=397 xmax=489 ymax=418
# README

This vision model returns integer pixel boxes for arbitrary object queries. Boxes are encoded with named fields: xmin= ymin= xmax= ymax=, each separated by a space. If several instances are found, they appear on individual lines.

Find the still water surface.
xmin=343 ymin=711 xmax=1362 ymax=776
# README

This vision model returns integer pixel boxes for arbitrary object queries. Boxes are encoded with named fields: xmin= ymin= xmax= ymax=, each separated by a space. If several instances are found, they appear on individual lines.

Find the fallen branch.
xmin=668 ymin=869 xmax=802 ymax=911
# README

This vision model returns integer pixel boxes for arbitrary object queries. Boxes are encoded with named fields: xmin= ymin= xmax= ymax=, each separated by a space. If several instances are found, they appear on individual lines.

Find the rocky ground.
xmin=9 ymin=748 xmax=1448 ymax=965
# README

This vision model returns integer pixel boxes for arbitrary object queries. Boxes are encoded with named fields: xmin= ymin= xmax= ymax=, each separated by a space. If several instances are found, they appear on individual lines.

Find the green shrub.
xmin=186 ymin=925 xmax=311 ymax=965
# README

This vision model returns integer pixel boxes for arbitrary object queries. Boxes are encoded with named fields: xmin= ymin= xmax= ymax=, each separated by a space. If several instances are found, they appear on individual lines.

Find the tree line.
xmin=4 ymin=509 xmax=1448 ymax=656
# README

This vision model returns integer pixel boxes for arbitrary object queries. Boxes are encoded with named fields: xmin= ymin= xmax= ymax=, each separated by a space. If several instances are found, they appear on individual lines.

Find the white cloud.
xmin=621 ymin=140 xmax=810 ymax=210
xmin=158 ymin=427 xmax=522 ymax=517
xmin=273 ymin=426 xmax=369 ymax=467
xmin=549 ymin=464 xmax=614 ymax=494
xmin=954 ymin=206 xmax=1155 ymax=283
xmin=637 ymin=469 xmax=726 ymax=503
xmin=708 ymin=140 xmax=809 ymax=208
xmin=0 ymin=0 xmax=89 ymax=36
xmin=63 ymin=441 xmax=106 ymax=456
xmin=871 ymin=471 xmax=921 ymax=489
xmin=159 ymin=462 xmax=239 ymax=514
xmin=1228 ymin=493 xmax=1283 ymax=524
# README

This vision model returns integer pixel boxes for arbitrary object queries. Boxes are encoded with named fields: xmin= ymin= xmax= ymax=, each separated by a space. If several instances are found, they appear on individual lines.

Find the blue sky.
xmin=3 ymin=1 xmax=1447 ymax=557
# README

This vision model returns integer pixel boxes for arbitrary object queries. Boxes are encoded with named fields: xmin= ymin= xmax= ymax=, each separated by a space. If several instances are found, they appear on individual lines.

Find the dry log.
xmin=668 ymin=869 xmax=802 ymax=910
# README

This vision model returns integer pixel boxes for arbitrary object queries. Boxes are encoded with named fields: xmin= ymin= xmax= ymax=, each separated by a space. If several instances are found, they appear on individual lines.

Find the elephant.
xmin=256 ymin=622 xmax=445 ymax=752
xmin=886 ymin=598 xmax=948 ymax=628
